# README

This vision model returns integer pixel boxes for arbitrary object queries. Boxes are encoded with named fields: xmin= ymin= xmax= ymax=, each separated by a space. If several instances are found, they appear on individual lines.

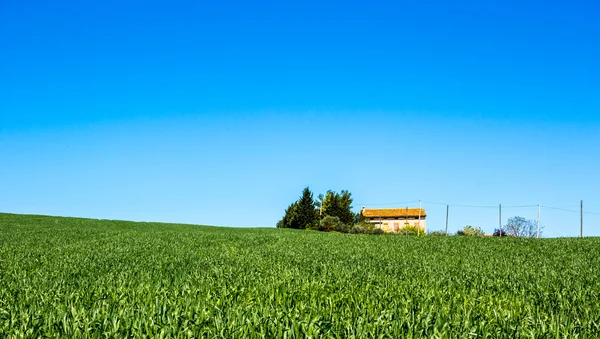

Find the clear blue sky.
xmin=1 ymin=0 xmax=599 ymax=237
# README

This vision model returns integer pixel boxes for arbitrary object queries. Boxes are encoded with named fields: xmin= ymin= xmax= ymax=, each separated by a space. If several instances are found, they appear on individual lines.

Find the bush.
xmin=457 ymin=225 xmax=485 ymax=237
xmin=396 ymin=225 xmax=425 ymax=236
xmin=428 ymin=230 xmax=447 ymax=236
xmin=349 ymin=225 xmax=366 ymax=234
xmin=305 ymin=223 xmax=320 ymax=231
xmin=360 ymin=221 xmax=376 ymax=233
xmin=319 ymin=215 xmax=350 ymax=233
xmin=319 ymin=215 xmax=340 ymax=232
xmin=371 ymin=228 xmax=385 ymax=235
xmin=335 ymin=222 xmax=350 ymax=233
xmin=493 ymin=228 xmax=509 ymax=236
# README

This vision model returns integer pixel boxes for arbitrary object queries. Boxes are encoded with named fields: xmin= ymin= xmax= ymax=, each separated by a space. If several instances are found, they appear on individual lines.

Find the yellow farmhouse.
xmin=361 ymin=207 xmax=427 ymax=233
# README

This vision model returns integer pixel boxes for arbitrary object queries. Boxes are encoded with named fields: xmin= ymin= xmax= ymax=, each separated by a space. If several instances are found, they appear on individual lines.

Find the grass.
xmin=1 ymin=212 xmax=599 ymax=338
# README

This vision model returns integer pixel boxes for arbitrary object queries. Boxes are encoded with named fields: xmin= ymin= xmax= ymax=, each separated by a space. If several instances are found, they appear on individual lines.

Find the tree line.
xmin=277 ymin=187 xmax=358 ymax=233
xmin=278 ymin=187 xmax=544 ymax=237
xmin=277 ymin=187 xmax=442 ymax=235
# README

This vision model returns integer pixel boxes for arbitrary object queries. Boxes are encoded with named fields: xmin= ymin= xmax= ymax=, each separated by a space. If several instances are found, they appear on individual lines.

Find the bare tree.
xmin=503 ymin=216 xmax=543 ymax=238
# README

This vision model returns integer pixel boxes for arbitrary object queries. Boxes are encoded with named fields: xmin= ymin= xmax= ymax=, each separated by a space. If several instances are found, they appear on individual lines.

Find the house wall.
xmin=366 ymin=218 xmax=426 ymax=233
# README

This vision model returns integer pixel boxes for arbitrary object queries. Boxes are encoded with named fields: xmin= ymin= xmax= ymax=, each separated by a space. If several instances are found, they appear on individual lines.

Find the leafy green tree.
xmin=277 ymin=187 xmax=318 ymax=229
xmin=317 ymin=190 xmax=354 ymax=225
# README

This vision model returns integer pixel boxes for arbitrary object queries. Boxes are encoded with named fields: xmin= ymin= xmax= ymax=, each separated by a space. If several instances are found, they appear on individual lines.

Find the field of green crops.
xmin=1 ymin=213 xmax=599 ymax=338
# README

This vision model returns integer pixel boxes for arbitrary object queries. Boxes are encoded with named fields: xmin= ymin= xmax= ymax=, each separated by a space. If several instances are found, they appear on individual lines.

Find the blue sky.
xmin=1 ymin=0 xmax=599 ymax=237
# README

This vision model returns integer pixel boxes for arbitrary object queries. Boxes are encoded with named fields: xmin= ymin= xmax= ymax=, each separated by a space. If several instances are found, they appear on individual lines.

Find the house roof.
xmin=361 ymin=208 xmax=427 ymax=218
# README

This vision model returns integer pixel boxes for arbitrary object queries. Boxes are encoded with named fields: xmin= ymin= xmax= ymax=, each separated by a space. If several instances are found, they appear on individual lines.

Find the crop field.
xmin=1 ymin=213 xmax=599 ymax=338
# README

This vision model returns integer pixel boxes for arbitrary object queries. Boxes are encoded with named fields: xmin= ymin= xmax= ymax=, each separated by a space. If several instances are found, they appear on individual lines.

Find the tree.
xmin=276 ymin=201 xmax=299 ymax=229
xmin=296 ymin=187 xmax=319 ymax=229
xmin=317 ymin=190 xmax=354 ymax=225
xmin=353 ymin=211 xmax=362 ymax=225
xmin=503 ymin=216 xmax=542 ymax=238
xmin=277 ymin=187 xmax=318 ymax=229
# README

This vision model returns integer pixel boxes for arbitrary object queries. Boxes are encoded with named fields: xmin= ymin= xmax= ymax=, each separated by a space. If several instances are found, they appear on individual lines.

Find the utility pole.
xmin=319 ymin=196 xmax=323 ymax=218
xmin=499 ymin=204 xmax=502 ymax=236
xmin=405 ymin=206 xmax=409 ymax=236
xmin=445 ymin=205 xmax=449 ymax=235
xmin=580 ymin=200 xmax=583 ymax=238
xmin=419 ymin=200 xmax=422 ymax=233
xmin=537 ymin=204 xmax=540 ymax=239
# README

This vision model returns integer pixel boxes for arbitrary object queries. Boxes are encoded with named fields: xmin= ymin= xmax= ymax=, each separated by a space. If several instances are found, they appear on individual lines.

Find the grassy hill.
xmin=1 ymin=213 xmax=599 ymax=337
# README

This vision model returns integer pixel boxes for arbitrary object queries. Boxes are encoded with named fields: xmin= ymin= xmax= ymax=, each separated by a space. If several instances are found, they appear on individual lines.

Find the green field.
xmin=1 ymin=213 xmax=599 ymax=338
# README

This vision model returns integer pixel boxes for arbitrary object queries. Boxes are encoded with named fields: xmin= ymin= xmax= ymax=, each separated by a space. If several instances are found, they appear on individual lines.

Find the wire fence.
xmin=356 ymin=200 xmax=598 ymax=238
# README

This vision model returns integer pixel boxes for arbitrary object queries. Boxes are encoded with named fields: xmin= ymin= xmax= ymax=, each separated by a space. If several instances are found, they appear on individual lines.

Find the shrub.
xmin=371 ymin=228 xmax=385 ymax=235
xmin=360 ymin=221 xmax=376 ymax=233
xmin=319 ymin=215 xmax=350 ymax=233
xmin=349 ymin=225 xmax=366 ymax=234
xmin=493 ymin=228 xmax=509 ymax=236
xmin=335 ymin=222 xmax=350 ymax=233
xmin=396 ymin=225 xmax=425 ymax=236
xmin=428 ymin=230 xmax=447 ymax=236
xmin=457 ymin=225 xmax=485 ymax=237
xmin=305 ymin=223 xmax=320 ymax=231
xmin=319 ymin=215 xmax=340 ymax=232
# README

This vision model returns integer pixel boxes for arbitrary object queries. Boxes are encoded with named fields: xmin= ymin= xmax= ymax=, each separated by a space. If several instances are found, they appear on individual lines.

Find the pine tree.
xmin=276 ymin=201 xmax=299 ymax=228
xmin=277 ymin=187 xmax=318 ymax=229
xmin=297 ymin=187 xmax=318 ymax=229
